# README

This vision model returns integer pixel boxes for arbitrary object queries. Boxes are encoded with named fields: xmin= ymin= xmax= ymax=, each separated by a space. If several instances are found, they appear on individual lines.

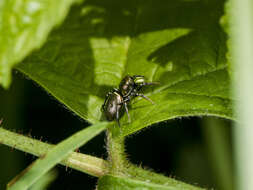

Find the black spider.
xmin=102 ymin=75 xmax=157 ymax=126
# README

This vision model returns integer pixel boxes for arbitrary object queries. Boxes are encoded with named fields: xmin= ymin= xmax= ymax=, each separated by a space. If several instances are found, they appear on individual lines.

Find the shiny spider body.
xmin=102 ymin=75 xmax=157 ymax=126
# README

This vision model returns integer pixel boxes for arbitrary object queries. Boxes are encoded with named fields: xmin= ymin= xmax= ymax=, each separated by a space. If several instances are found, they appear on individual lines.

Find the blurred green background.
xmin=0 ymin=72 xmax=233 ymax=189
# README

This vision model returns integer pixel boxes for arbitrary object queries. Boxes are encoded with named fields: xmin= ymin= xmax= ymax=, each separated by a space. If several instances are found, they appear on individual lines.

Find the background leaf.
xmin=17 ymin=0 xmax=232 ymax=137
xmin=0 ymin=0 xmax=81 ymax=88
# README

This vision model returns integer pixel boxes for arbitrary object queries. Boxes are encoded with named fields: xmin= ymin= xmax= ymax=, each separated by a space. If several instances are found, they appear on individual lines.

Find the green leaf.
xmin=17 ymin=0 xmax=232 ymax=136
xmin=0 ymin=0 xmax=81 ymax=88
xmin=7 ymin=122 xmax=107 ymax=190
xmin=97 ymin=175 xmax=203 ymax=190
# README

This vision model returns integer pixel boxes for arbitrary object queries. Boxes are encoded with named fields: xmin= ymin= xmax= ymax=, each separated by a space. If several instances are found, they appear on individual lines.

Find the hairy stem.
xmin=105 ymin=125 xmax=204 ymax=190
xmin=0 ymin=127 xmax=108 ymax=177
xmin=106 ymin=127 xmax=129 ymax=175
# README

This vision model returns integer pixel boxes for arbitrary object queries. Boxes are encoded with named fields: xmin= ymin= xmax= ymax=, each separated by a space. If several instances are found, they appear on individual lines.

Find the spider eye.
xmin=134 ymin=76 xmax=145 ymax=84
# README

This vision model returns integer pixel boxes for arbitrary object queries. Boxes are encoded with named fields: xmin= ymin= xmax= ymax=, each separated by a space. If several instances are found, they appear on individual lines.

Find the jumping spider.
xmin=102 ymin=75 xmax=158 ymax=126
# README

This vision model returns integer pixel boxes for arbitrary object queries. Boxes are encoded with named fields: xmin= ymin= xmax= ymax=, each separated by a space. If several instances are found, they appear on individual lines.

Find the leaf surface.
xmin=220 ymin=0 xmax=232 ymax=76
xmin=17 ymin=0 xmax=232 ymax=137
xmin=97 ymin=175 xmax=203 ymax=190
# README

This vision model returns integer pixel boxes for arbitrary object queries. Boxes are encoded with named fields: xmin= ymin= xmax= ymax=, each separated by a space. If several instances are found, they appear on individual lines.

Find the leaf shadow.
xmin=79 ymin=0 xmax=227 ymax=93
xmin=142 ymin=0 xmax=227 ymax=87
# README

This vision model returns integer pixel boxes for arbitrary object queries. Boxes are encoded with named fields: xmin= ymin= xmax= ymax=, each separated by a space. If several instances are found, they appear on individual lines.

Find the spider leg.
xmin=124 ymin=102 xmax=131 ymax=123
xmin=141 ymin=82 xmax=160 ymax=86
xmin=136 ymin=93 xmax=155 ymax=104
xmin=116 ymin=105 xmax=120 ymax=127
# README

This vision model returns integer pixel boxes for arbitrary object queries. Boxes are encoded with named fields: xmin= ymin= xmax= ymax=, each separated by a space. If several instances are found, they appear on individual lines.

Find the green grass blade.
xmin=0 ymin=127 xmax=108 ymax=177
xmin=7 ymin=122 xmax=107 ymax=190
xmin=28 ymin=169 xmax=58 ymax=190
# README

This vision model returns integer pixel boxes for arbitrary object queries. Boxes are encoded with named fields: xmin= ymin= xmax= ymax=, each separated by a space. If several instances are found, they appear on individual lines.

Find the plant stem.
xmin=231 ymin=0 xmax=253 ymax=189
xmin=105 ymin=125 xmax=204 ymax=190
xmin=202 ymin=117 xmax=234 ymax=190
xmin=0 ymin=127 xmax=108 ymax=177
xmin=106 ymin=127 xmax=129 ymax=175
xmin=0 ymin=126 xmax=204 ymax=189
